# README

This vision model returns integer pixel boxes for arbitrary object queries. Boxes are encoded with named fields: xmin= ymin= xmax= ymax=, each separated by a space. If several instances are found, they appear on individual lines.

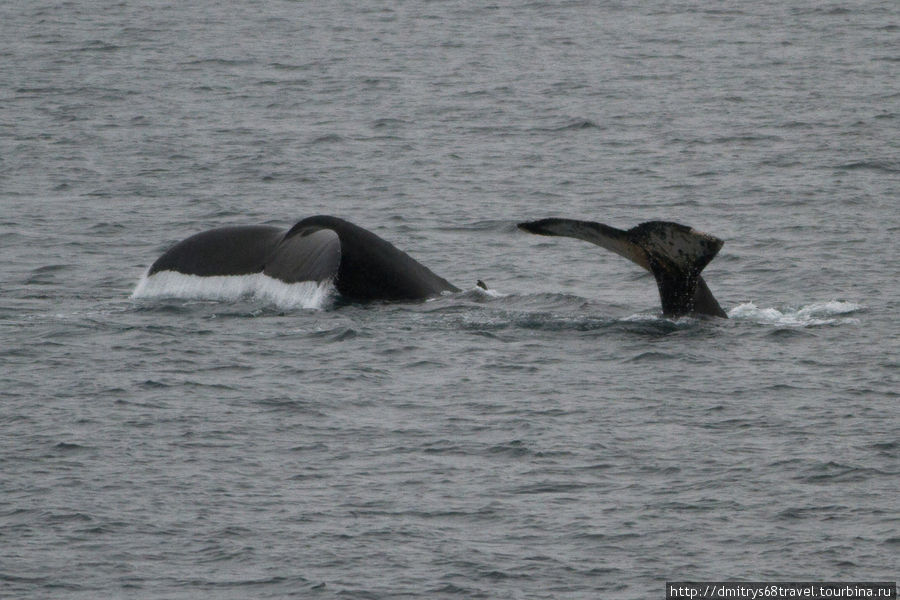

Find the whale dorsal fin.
xmin=518 ymin=218 xmax=727 ymax=318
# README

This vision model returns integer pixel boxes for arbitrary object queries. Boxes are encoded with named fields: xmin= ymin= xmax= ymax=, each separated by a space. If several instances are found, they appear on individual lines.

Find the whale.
xmin=518 ymin=218 xmax=727 ymax=318
xmin=145 ymin=215 xmax=459 ymax=302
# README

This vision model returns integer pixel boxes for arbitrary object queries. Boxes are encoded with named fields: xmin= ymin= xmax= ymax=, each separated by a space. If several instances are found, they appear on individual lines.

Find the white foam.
xmin=621 ymin=312 xmax=665 ymax=322
xmin=728 ymin=300 xmax=862 ymax=326
xmin=470 ymin=284 xmax=507 ymax=298
xmin=131 ymin=270 xmax=334 ymax=310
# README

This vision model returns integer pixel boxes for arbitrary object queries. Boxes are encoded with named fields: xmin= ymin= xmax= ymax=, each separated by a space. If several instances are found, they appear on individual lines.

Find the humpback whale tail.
xmin=144 ymin=215 xmax=459 ymax=303
xmin=517 ymin=218 xmax=727 ymax=318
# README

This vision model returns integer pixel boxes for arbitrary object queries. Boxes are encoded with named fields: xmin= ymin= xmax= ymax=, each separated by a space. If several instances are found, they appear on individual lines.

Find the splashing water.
xmin=728 ymin=301 xmax=862 ymax=326
xmin=130 ymin=271 xmax=334 ymax=310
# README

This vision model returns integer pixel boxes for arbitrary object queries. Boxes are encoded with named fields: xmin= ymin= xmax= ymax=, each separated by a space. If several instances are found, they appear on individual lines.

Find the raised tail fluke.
xmin=517 ymin=218 xmax=727 ymax=318
xmin=625 ymin=221 xmax=725 ymax=317
xmin=517 ymin=218 xmax=650 ymax=269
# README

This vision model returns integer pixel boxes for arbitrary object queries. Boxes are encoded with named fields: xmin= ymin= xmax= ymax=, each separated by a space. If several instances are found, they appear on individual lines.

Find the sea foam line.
xmin=131 ymin=271 xmax=334 ymax=310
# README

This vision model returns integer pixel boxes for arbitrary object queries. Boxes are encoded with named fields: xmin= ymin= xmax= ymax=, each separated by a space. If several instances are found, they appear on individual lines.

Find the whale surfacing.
xmin=518 ymin=218 xmax=727 ymax=318
xmin=145 ymin=215 xmax=459 ymax=302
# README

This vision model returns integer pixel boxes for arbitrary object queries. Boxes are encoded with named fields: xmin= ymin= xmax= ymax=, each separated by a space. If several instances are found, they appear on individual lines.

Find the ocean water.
xmin=1 ymin=1 xmax=898 ymax=598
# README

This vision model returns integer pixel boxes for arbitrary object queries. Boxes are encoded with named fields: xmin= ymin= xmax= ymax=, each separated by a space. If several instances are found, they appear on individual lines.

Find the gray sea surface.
xmin=1 ymin=1 xmax=898 ymax=598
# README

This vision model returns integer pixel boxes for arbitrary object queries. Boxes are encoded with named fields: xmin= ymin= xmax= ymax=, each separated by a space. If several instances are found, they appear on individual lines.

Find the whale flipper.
xmin=145 ymin=216 xmax=458 ymax=302
xmin=517 ymin=218 xmax=727 ymax=318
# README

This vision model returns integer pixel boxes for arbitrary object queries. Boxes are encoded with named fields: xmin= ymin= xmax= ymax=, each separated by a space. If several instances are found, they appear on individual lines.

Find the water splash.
xmin=458 ymin=283 xmax=508 ymax=300
xmin=130 ymin=271 xmax=334 ymax=310
xmin=728 ymin=301 xmax=861 ymax=326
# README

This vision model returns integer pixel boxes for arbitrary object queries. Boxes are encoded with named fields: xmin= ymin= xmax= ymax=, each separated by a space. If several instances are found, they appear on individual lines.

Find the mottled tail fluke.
xmin=626 ymin=221 xmax=725 ymax=317
xmin=517 ymin=218 xmax=727 ymax=318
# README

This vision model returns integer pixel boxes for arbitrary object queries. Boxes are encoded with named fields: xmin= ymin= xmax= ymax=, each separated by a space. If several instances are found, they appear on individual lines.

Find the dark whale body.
xmin=518 ymin=218 xmax=728 ymax=318
xmin=148 ymin=215 xmax=459 ymax=302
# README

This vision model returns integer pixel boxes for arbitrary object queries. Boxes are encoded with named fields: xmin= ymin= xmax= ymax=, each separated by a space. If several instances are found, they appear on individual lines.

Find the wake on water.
xmin=727 ymin=301 xmax=862 ymax=327
xmin=130 ymin=272 xmax=862 ymax=329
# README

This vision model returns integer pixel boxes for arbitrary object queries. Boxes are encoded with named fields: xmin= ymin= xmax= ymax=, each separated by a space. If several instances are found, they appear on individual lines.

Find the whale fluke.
xmin=146 ymin=216 xmax=459 ymax=302
xmin=517 ymin=218 xmax=727 ymax=318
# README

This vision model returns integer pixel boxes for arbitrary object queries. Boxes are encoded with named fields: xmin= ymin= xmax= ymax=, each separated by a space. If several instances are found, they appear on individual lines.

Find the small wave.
xmin=77 ymin=40 xmax=121 ymax=52
xmin=795 ymin=461 xmax=886 ymax=484
xmin=533 ymin=118 xmax=602 ymax=133
xmin=440 ymin=219 xmax=515 ymax=232
xmin=310 ymin=133 xmax=344 ymax=144
xmin=833 ymin=160 xmax=900 ymax=173
xmin=131 ymin=271 xmax=334 ymax=310
xmin=26 ymin=264 xmax=72 ymax=285
xmin=371 ymin=117 xmax=409 ymax=129
xmin=624 ymin=350 xmax=676 ymax=363
xmin=555 ymin=118 xmax=601 ymax=131
xmin=728 ymin=301 xmax=861 ymax=326
xmin=52 ymin=441 xmax=91 ymax=453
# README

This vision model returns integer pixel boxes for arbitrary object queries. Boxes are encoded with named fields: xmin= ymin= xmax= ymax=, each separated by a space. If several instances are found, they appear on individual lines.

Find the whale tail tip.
xmin=517 ymin=218 xmax=727 ymax=318
xmin=626 ymin=221 xmax=725 ymax=318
